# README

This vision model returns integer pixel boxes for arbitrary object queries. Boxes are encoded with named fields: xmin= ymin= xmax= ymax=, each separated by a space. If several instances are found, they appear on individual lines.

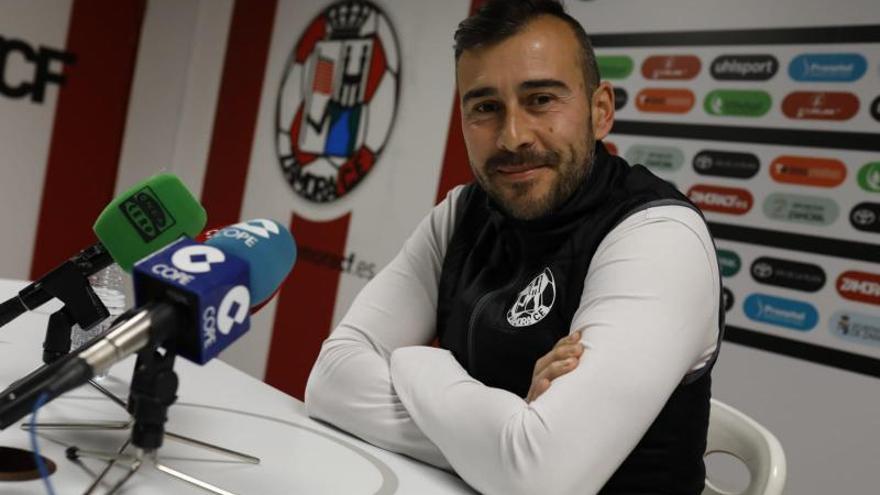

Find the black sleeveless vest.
xmin=437 ymin=142 xmax=723 ymax=494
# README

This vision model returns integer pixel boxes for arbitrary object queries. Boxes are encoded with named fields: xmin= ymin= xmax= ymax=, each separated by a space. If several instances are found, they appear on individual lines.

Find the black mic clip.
xmin=20 ymin=261 xmax=109 ymax=331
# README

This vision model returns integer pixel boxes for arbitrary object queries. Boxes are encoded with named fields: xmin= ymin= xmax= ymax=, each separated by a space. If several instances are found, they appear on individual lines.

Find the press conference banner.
xmin=595 ymin=25 xmax=880 ymax=376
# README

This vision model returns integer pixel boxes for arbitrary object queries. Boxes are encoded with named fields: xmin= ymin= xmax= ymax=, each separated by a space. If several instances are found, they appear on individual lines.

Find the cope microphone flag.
xmin=0 ymin=173 xmax=207 ymax=329
xmin=0 ymin=219 xmax=296 ymax=429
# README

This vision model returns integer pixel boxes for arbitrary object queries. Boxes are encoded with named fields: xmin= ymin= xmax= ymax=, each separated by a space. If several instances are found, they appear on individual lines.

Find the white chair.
xmin=703 ymin=398 xmax=787 ymax=495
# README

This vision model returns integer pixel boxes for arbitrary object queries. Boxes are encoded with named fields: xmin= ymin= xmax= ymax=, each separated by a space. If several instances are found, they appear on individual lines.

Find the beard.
xmin=473 ymin=129 xmax=595 ymax=221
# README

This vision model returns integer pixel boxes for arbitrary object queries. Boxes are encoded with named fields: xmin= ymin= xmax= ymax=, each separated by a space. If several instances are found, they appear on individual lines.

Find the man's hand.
xmin=525 ymin=330 xmax=584 ymax=403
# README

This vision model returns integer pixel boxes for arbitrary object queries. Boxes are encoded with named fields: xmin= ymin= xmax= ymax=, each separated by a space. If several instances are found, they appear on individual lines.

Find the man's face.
xmin=457 ymin=16 xmax=609 ymax=220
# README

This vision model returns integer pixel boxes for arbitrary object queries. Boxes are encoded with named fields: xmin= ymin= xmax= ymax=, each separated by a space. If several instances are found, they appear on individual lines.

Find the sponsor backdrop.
xmin=0 ymin=0 xmax=878 ymax=492
xmin=593 ymin=26 xmax=880 ymax=375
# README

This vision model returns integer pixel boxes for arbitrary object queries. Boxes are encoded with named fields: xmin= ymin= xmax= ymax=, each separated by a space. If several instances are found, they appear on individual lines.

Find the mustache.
xmin=485 ymin=149 xmax=561 ymax=172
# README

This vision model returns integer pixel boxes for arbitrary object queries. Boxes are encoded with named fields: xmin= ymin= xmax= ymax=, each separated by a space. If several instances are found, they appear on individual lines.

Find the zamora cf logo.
xmin=275 ymin=1 xmax=401 ymax=203
xmin=507 ymin=268 xmax=556 ymax=328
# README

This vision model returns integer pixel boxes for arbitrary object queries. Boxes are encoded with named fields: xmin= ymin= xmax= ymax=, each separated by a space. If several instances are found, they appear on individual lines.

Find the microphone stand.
xmin=20 ymin=308 xmax=259 ymax=494
xmin=70 ymin=345 xmax=253 ymax=495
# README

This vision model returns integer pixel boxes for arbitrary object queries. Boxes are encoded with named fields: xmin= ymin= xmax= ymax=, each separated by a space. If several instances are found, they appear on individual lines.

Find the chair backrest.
xmin=702 ymin=398 xmax=787 ymax=495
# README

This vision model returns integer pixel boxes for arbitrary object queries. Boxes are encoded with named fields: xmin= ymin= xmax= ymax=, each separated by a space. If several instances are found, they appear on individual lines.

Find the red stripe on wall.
xmin=29 ymin=0 xmax=146 ymax=278
xmin=200 ymin=0 xmax=278 ymax=227
xmin=433 ymin=0 xmax=488 ymax=204
xmin=264 ymin=213 xmax=351 ymax=400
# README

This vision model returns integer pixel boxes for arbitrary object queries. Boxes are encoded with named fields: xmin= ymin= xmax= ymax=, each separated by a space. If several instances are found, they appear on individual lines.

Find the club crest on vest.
xmin=507 ymin=268 xmax=557 ymax=327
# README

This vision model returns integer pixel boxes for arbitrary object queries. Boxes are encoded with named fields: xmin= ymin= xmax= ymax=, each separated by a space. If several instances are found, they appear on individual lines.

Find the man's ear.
xmin=591 ymin=81 xmax=615 ymax=140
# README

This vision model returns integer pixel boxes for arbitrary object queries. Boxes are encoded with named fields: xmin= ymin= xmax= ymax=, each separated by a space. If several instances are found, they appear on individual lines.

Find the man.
xmin=305 ymin=1 xmax=721 ymax=493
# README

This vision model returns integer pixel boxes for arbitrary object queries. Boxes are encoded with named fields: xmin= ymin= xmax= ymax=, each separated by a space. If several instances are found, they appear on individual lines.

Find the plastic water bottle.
xmin=70 ymin=264 xmax=127 ymax=377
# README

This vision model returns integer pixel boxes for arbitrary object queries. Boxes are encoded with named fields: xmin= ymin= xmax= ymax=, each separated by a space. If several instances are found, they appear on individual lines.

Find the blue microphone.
xmin=204 ymin=218 xmax=296 ymax=306
xmin=0 ymin=220 xmax=295 ymax=429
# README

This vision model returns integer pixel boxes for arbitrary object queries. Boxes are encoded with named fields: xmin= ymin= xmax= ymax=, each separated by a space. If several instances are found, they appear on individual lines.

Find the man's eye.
xmin=474 ymin=102 xmax=499 ymax=113
xmin=530 ymin=94 xmax=555 ymax=106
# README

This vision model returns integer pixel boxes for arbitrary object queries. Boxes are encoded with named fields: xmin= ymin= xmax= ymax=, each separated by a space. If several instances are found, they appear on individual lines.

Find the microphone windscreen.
xmin=205 ymin=219 xmax=296 ymax=304
xmin=93 ymin=173 xmax=207 ymax=272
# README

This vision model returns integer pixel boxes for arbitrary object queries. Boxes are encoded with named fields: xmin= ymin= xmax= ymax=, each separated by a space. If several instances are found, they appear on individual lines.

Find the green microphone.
xmin=93 ymin=173 xmax=207 ymax=272
xmin=0 ymin=173 xmax=207 ymax=329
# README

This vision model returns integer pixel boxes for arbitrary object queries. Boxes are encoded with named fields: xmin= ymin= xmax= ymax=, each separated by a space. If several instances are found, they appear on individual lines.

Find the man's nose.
xmin=496 ymin=105 xmax=535 ymax=152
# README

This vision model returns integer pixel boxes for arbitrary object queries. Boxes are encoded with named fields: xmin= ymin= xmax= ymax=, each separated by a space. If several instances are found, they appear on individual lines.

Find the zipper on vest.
xmin=466 ymin=233 xmax=527 ymax=374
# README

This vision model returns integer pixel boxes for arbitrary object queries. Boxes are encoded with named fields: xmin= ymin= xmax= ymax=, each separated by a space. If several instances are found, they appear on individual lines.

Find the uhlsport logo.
xmin=743 ymin=293 xmax=818 ymax=331
xmin=119 ymin=186 xmax=176 ymax=242
xmin=507 ymin=268 xmax=556 ymax=328
xmin=275 ymin=1 xmax=400 ymax=203
xmin=710 ymin=54 xmax=778 ymax=81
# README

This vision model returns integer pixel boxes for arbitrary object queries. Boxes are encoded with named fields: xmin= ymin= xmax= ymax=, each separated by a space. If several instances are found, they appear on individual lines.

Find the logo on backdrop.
xmin=830 ymin=310 xmax=880 ymax=346
xmin=688 ymin=184 xmax=753 ymax=215
xmin=743 ymin=293 xmax=818 ymax=331
xmin=721 ymin=287 xmax=735 ymax=313
xmin=781 ymin=91 xmax=859 ymax=121
xmin=749 ymin=256 xmax=826 ymax=292
xmin=613 ymin=87 xmax=628 ymax=110
xmin=850 ymin=202 xmax=880 ymax=233
xmin=275 ymin=1 xmax=401 ymax=203
xmin=788 ymin=53 xmax=867 ymax=82
xmin=693 ymin=150 xmax=760 ymax=179
xmin=710 ymin=54 xmax=778 ymax=81
xmin=836 ymin=271 xmax=880 ymax=306
xmin=763 ymin=192 xmax=839 ymax=226
xmin=0 ymin=34 xmax=75 ymax=103
xmin=507 ymin=268 xmax=556 ymax=328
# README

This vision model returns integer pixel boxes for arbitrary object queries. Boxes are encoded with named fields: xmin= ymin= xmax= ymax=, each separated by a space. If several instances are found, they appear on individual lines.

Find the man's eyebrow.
xmin=460 ymin=79 xmax=570 ymax=104
xmin=461 ymin=86 xmax=497 ymax=104
xmin=519 ymin=79 xmax=570 ymax=91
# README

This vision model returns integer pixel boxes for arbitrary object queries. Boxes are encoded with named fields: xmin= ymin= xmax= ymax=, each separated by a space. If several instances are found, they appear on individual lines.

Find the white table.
xmin=0 ymin=279 xmax=475 ymax=494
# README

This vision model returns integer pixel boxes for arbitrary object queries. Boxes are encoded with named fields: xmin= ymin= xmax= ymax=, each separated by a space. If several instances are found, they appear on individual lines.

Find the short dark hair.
xmin=453 ymin=0 xmax=600 ymax=93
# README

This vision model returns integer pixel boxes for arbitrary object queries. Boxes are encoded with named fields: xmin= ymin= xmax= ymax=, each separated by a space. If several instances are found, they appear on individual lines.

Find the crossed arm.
xmin=305 ymin=189 xmax=719 ymax=494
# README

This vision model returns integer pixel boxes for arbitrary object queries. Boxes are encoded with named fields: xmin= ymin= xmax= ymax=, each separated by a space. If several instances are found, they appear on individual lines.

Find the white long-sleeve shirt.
xmin=305 ymin=185 xmax=720 ymax=494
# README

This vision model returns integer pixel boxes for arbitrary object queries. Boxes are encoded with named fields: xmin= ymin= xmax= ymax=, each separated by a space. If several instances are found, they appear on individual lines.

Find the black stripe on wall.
xmin=724 ymin=326 xmax=880 ymax=378
xmin=709 ymin=222 xmax=880 ymax=263
xmin=592 ymin=24 xmax=880 ymax=47
xmin=611 ymin=120 xmax=880 ymax=153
